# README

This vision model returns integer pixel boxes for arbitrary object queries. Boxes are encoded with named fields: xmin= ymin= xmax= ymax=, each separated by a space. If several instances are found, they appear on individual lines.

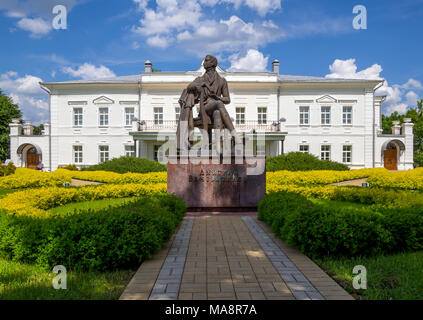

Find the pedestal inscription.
xmin=167 ymin=158 xmax=266 ymax=211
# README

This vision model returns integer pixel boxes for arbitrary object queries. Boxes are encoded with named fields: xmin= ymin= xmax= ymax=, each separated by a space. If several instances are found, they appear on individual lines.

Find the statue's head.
xmin=203 ymin=55 xmax=218 ymax=71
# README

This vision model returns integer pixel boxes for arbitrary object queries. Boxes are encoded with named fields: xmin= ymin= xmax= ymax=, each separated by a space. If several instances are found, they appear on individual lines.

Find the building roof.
xmin=41 ymin=69 xmax=382 ymax=86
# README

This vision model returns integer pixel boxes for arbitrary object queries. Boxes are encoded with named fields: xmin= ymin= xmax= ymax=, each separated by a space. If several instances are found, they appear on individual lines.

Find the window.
xmin=299 ymin=145 xmax=309 ymax=153
xmin=175 ymin=107 xmax=181 ymax=121
xmin=343 ymin=145 xmax=352 ymax=163
xmin=321 ymin=106 xmax=331 ymax=125
xmin=125 ymin=107 xmax=135 ymax=126
xmin=343 ymin=106 xmax=352 ymax=125
xmin=73 ymin=108 xmax=83 ymax=126
xmin=258 ymin=107 xmax=267 ymax=124
xmin=125 ymin=145 xmax=135 ymax=157
xmin=299 ymin=106 xmax=310 ymax=125
xmin=236 ymin=107 xmax=245 ymax=125
xmin=99 ymin=145 xmax=109 ymax=163
xmin=321 ymin=145 xmax=331 ymax=160
xmin=99 ymin=108 xmax=109 ymax=126
xmin=256 ymin=143 xmax=266 ymax=156
xmin=73 ymin=145 xmax=83 ymax=163
xmin=154 ymin=107 xmax=163 ymax=125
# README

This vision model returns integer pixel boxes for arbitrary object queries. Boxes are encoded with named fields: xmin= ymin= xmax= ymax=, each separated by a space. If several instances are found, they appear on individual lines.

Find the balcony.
xmin=136 ymin=120 xmax=283 ymax=132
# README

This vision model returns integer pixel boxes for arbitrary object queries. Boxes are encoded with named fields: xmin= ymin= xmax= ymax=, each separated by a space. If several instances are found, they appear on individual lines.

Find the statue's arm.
xmin=220 ymin=79 xmax=230 ymax=105
xmin=187 ymin=77 xmax=202 ymax=93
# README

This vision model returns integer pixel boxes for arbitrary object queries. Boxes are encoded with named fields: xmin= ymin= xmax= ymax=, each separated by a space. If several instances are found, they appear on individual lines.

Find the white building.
xmin=9 ymin=60 xmax=414 ymax=171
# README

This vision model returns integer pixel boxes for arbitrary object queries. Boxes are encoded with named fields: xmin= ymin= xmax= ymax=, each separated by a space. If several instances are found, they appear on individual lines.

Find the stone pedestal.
xmin=167 ymin=157 xmax=266 ymax=211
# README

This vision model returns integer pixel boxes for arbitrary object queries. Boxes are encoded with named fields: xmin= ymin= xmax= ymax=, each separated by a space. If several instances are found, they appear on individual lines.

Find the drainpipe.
xmin=40 ymin=83 xmax=51 ymax=172
xmin=277 ymin=85 xmax=281 ymax=155
xmin=137 ymin=80 xmax=142 ymax=158
xmin=372 ymin=81 xmax=384 ymax=168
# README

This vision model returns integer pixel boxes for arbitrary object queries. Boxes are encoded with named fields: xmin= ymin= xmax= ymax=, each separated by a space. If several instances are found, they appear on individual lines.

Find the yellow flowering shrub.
xmin=266 ymin=183 xmax=423 ymax=208
xmin=0 ymin=183 xmax=167 ymax=217
xmin=0 ymin=168 xmax=72 ymax=189
xmin=56 ymin=169 xmax=167 ymax=185
xmin=266 ymin=168 xmax=386 ymax=186
xmin=367 ymin=168 xmax=423 ymax=190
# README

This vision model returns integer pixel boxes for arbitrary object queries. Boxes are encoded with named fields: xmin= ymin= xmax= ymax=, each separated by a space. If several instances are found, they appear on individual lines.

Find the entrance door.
xmin=384 ymin=149 xmax=398 ymax=171
xmin=26 ymin=147 xmax=39 ymax=169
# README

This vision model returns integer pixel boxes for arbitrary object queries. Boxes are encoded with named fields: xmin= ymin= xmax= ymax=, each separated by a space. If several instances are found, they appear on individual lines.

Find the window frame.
xmin=299 ymin=106 xmax=310 ymax=125
xmin=321 ymin=106 xmax=331 ymax=125
xmin=257 ymin=107 xmax=267 ymax=125
xmin=320 ymin=145 xmax=331 ymax=161
xmin=73 ymin=107 xmax=83 ymax=127
xmin=125 ymin=107 xmax=135 ymax=126
xmin=73 ymin=145 xmax=83 ymax=164
xmin=342 ymin=145 xmax=352 ymax=164
xmin=99 ymin=107 xmax=109 ymax=127
xmin=236 ymin=107 xmax=245 ymax=125
xmin=342 ymin=106 xmax=353 ymax=125
xmin=299 ymin=144 xmax=309 ymax=154
xmin=99 ymin=145 xmax=109 ymax=163
xmin=154 ymin=107 xmax=164 ymax=125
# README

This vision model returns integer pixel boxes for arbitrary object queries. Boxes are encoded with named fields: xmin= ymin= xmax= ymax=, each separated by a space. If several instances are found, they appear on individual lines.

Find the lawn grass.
xmin=0 ymin=188 xmax=17 ymax=199
xmin=0 ymin=258 xmax=135 ymax=300
xmin=50 ymin=197 xmax=138 ymax=214
xmin=316 ymin=251 xmax=423 ymax=300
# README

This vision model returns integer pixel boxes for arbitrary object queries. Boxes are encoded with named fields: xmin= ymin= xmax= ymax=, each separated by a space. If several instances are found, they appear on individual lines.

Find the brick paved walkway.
xmin=120 ymin=215 xmax=353 ymax=301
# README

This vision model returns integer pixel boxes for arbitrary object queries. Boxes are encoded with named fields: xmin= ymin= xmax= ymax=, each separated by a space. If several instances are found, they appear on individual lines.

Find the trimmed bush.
xmin=0 ymin=162 xmax=16 ymax=176
xmin=266 ymin=152 xmax=349 ymax=172
xmin=0 ymin=194 xmax=186 ymax=271
xmin=258 ymin=192 xmax=423 ymax=258
xmin=81 ymin=156 xmax=166 ymax=174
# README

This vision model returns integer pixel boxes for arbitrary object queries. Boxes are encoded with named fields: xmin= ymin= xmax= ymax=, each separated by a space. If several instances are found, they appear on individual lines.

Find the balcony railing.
xmin=137 ymin=120 xmax=282 ymax=132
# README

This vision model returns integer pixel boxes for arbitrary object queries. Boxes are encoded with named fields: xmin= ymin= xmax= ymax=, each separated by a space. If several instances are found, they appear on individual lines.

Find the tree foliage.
xmin=382 ymin=99 xmax=423 ymax=166
xmin=0 ymin=89 xmax=22 ymax=161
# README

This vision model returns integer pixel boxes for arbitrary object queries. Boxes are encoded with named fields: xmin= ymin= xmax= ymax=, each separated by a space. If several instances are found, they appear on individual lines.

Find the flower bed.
xmin=367 ymin=168 xmax=423 ymax=190
xmin=0 ymin=194 xmax=186 ymax=271
xmin=0 ymin=183 xmax=167 ymax=217
xmin=0 ymin=168 xmax=71 ymax=189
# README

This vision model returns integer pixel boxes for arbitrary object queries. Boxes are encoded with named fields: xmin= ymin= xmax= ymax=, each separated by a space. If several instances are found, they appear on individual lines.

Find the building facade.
xmin=9 ymin=60 xmax=414 ymax=171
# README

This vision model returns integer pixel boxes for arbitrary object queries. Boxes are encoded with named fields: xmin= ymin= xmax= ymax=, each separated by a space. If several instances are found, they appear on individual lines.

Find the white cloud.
xmin=62 ymin=63 xmax=116 ymax=80
xmin=326 ymin=58 xmax=382 ymax=80
xmin=0 ymin=0 xmax=78 ymax=38
xmin=17 ymin=17 xmax=51 ymax=38
xmin=132 ymin=0 xmax=283 ymax=56
xmin=0 ymin=71 xmax=48 ymax=124
xmin=228 ymin=49 xmax=268 ymax=72
xmin=326 ymin=58 xmax=422 ymax=115
xmin=402 ymin=78 xmax=423 ymax=90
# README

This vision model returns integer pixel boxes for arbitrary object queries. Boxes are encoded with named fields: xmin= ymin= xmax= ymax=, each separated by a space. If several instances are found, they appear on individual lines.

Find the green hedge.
xmin=0 ymin=194 xmax=186 ymax=271
xmin=81 ymin=156 xmax=166 ymax=174
xmin=258 ymin=192 xmax=423 ymax=258
xmin=266 ymin=152 xmax=350 ymax=172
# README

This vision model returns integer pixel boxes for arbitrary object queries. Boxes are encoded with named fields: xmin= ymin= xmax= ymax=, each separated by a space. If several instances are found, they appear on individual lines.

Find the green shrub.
xmin=81 ymin=156 xmax=166 ymax=174
xmin=61 ymin=164 xmax=79 ymax=171
xmin=266 ymin=152 xmax=349 ymax=172
xmin=0 ymin=194 xmax=186 ymax=271
xmin=258 ymin=192 xmax=423 ymax=258
xmin=0 ymin=162 xmax=16 ymax=177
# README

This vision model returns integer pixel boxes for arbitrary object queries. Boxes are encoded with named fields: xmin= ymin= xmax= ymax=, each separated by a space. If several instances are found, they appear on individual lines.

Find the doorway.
xmin=384 ymin=143 xmax=398 ymax=171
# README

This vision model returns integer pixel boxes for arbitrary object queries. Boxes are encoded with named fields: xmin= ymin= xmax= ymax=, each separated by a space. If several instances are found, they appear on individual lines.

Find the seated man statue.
xmin=176 ymin=55 xmax=242 ymax=153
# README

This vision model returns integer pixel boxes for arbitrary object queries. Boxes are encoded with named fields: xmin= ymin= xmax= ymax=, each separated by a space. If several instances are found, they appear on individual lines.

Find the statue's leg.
xmin=213 ymin=110 xmax=223 ymax=154
xmin=216 ymin=101 xmax=243 ymax=145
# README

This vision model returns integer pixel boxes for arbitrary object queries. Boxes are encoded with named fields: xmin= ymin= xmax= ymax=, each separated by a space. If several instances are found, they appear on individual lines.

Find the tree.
xmin=382 ymin=99 xmax=423 ymax=166
xmin=0 ymin=89 xmax=22 ymax=161
xmin=33 ymin=123 xmax=44 ymax=135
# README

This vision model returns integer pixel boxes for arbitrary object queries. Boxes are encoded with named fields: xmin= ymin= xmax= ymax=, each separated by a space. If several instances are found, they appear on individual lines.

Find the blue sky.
xmin=0 ymin=0 xmax=422 ymax=124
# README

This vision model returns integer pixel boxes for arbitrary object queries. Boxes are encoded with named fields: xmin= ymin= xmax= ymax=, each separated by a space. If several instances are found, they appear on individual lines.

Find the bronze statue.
xmin=176 ymin=55 xmax=242 ymax=153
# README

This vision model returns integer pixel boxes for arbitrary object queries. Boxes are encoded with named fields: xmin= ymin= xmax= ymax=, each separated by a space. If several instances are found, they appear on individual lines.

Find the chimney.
xmin=144 ymin=60 xmax=152 ymax=73
xmin=392 ymin=121 xmax=401 ymax=135
xmin=272 ymin=59 xmax=280 ymax=74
